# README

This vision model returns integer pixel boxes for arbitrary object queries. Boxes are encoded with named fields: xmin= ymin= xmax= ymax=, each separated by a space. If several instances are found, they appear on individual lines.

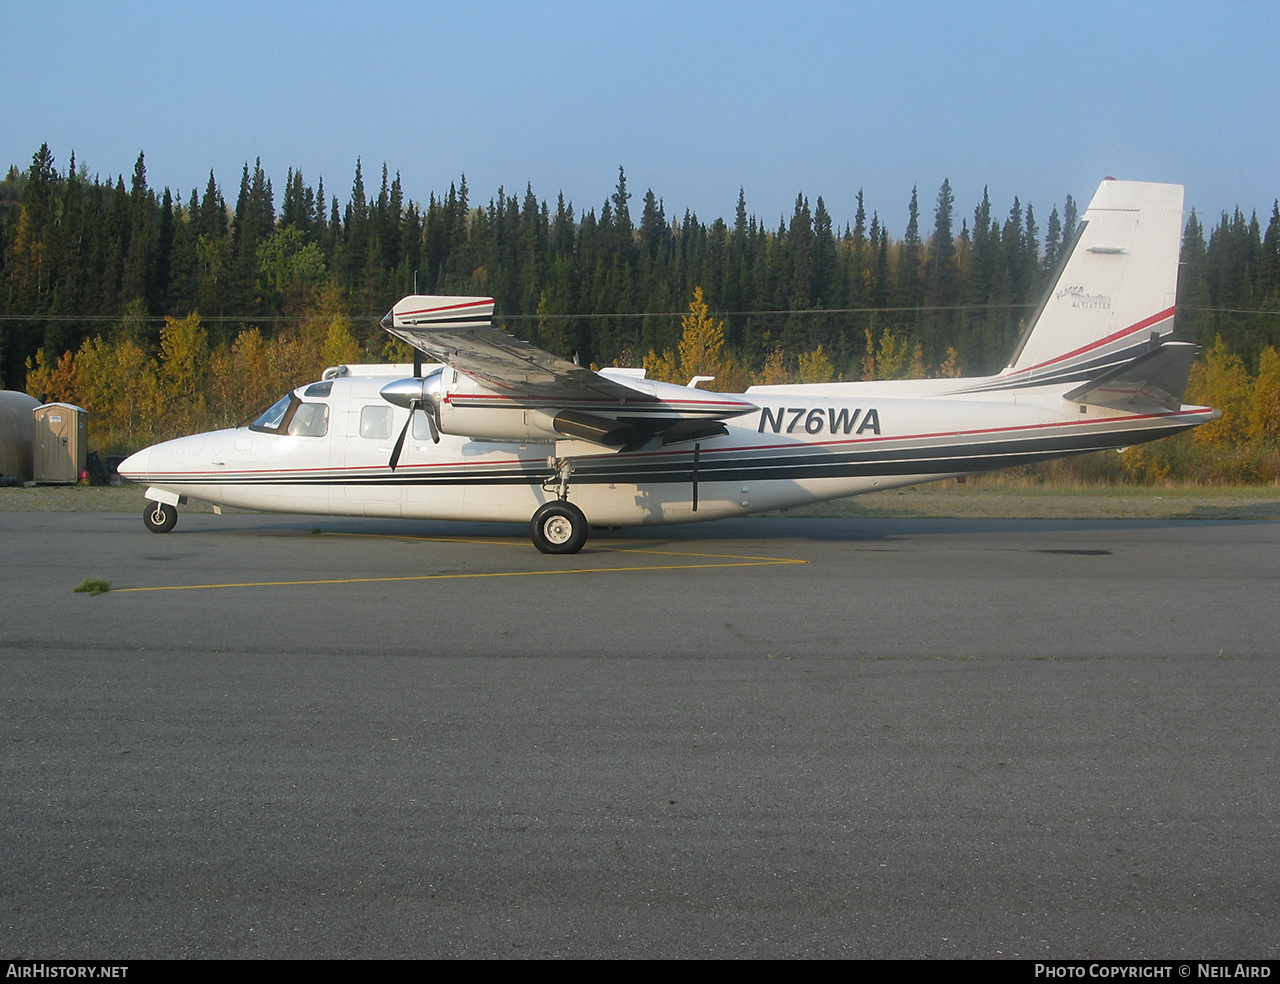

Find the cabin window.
xmin=360 ymin=405 xmax=393 ymax=440
xmin=288 ymin=402 xmax=329 ymax=437
xmin=304 ymin=381 xmax=333 ymax=398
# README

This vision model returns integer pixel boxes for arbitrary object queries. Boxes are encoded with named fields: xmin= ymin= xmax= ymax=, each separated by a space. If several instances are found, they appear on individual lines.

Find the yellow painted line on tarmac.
xmin=111 ymin=534 xmax=806 ymax=593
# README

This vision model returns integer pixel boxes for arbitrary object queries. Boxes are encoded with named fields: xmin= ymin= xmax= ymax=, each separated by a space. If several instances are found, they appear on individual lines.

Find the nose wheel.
xmin=530 ymin=500 xmax=588 ymax=554
xmin=143 ymin=501 xmax=178 ymax=533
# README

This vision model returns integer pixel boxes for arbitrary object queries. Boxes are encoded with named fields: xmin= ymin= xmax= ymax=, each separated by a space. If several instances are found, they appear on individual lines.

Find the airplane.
xmin=119 ymin=178 xmax=1218 ymax=553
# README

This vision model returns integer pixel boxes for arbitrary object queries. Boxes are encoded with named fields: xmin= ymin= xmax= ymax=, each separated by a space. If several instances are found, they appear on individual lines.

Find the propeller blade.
xmin=388 ymin=399 xmax=417 ymax=471
xmin=425 ymin=405 xmax=440 ymax=444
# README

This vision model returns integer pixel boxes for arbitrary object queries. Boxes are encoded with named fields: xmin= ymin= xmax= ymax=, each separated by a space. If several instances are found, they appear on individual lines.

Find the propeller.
xmin=381 ymin=368 xmax=444 ymax=471
xmin=388 ymin=399 xmax=417 ymax=472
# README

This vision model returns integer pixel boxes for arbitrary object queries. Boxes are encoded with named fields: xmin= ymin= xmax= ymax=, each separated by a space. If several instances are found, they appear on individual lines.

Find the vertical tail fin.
xmin=1006 ymin=179 xmax=1184 ymax=385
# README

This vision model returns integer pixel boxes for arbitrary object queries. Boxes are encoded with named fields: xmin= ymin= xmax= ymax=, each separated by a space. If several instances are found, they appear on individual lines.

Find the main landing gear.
xmin=530 ymin=500 xmax=588 ymax=554
xmin=143 ymin=501 xmax=178 ymax=533
xmin=532 ymin=456 xmax=588 ymax=554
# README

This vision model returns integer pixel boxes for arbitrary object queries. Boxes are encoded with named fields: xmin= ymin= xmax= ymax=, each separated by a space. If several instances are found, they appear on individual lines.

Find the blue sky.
xmin=4 ymin=0 xmax=1277 ymax=237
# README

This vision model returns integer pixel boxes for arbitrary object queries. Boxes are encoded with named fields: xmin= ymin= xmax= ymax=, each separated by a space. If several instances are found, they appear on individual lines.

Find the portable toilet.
xmin=0 ymin=390 xmax=40 ymax=482
xmin=34 ymin=403 xmax=88 ymax=484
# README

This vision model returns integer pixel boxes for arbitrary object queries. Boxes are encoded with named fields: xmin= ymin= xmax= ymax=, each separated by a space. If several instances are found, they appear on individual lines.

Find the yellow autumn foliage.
xmin=19 ymin=305 xmax=1280 ymax=484
xmin=1187 ymin=335 xmax=1252 ymax=448
xmin=795 ymin=345 xmax=835 ymax=384
xmin=644 ymin=286 xmax=751 ymax=391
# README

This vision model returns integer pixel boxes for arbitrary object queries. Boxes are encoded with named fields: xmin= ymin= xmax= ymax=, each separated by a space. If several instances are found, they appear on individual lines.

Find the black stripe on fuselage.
xmin=140 ymin=419 xmax=1198 ymax=489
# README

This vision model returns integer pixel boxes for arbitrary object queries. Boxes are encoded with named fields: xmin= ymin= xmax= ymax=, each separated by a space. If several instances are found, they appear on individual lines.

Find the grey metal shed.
xmin=0 ymin=390 xmax=41 ymax=482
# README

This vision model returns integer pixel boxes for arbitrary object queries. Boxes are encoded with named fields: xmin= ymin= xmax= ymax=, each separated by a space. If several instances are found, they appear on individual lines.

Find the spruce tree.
xmin=1044 ymin=206 xmax=1063 ymax=271
xmin=897 ymin=185 xmax=922 ymax=312
xmin=120 ymin=152 xmax=158 ymax=315
xmin=925 ymin=179 xmax=958 ymax=363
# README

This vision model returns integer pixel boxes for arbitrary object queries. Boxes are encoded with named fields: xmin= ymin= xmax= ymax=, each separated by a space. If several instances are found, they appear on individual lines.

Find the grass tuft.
xmin=73 ymin=577 xmax=110 ymax=595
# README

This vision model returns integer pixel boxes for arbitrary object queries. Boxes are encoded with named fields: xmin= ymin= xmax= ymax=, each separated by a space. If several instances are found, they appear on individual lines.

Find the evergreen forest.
xmin=4 ymin=144 xmax=1279 ymax=481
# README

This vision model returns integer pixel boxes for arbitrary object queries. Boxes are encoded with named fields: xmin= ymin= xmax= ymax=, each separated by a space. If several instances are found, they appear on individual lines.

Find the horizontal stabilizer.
xmin=1063 ymin=339 xmax=1198 ymax=412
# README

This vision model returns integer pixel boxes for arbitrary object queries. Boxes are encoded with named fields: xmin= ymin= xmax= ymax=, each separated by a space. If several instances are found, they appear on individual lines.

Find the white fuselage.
xmin=118 ymin=366 xmax=1214 ymax=527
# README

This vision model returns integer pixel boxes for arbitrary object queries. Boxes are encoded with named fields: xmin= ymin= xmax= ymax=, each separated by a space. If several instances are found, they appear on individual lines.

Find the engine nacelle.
xmin=381 ymin=369 xmax=561 ymax=443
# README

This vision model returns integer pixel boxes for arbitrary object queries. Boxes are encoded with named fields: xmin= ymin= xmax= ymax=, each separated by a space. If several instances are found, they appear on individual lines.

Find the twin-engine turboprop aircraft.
xmin=120 ymin=179 xmax=1217 ymax=552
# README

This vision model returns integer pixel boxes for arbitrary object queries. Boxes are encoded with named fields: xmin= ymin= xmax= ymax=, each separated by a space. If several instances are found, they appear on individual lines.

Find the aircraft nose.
xmin=116 ymin=447 xmax=150 ymax=481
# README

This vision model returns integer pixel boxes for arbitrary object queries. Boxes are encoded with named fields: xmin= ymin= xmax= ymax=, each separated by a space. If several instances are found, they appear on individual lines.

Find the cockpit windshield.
xmin=250 ymin=394 xmax=293 ymax=432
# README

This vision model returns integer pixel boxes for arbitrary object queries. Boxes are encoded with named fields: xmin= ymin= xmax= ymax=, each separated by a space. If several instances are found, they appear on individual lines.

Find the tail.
xmin=1004 ymin=179 xmax=1186 ymax=403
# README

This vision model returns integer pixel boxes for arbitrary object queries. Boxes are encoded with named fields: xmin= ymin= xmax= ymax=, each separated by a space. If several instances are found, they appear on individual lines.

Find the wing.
xmin=379 ymin=295 xmax=757 ymax=451
xmin=381 ymin=295 xmax=635 ymax=402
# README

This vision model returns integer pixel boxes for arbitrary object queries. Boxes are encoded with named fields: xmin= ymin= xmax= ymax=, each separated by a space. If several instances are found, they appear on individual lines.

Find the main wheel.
xmin=530 ymin=501 xmax=588 ymax=554
xmin=143 ymin=501 xmax=178 ymax=534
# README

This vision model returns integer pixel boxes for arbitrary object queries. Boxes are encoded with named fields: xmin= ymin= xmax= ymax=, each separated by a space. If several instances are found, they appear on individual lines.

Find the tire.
xmin=143 ymin=501 xmax=178 ymax=534
xmin=530 ymin=501 xmax=588 ymax=554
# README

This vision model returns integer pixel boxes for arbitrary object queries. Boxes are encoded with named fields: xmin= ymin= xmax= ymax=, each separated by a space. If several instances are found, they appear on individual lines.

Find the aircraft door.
xmin=338 ymin=401 xmax=404 ymax=514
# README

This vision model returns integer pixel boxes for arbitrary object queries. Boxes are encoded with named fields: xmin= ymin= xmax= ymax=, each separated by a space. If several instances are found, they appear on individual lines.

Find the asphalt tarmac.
xmin=2 ymin=511 xmax=1277 ymax=958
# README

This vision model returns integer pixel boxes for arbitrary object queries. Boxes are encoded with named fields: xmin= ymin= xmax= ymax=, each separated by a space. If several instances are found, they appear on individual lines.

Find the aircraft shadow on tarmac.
xmin=186 ymin=510 xmax=1280 ymax=548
